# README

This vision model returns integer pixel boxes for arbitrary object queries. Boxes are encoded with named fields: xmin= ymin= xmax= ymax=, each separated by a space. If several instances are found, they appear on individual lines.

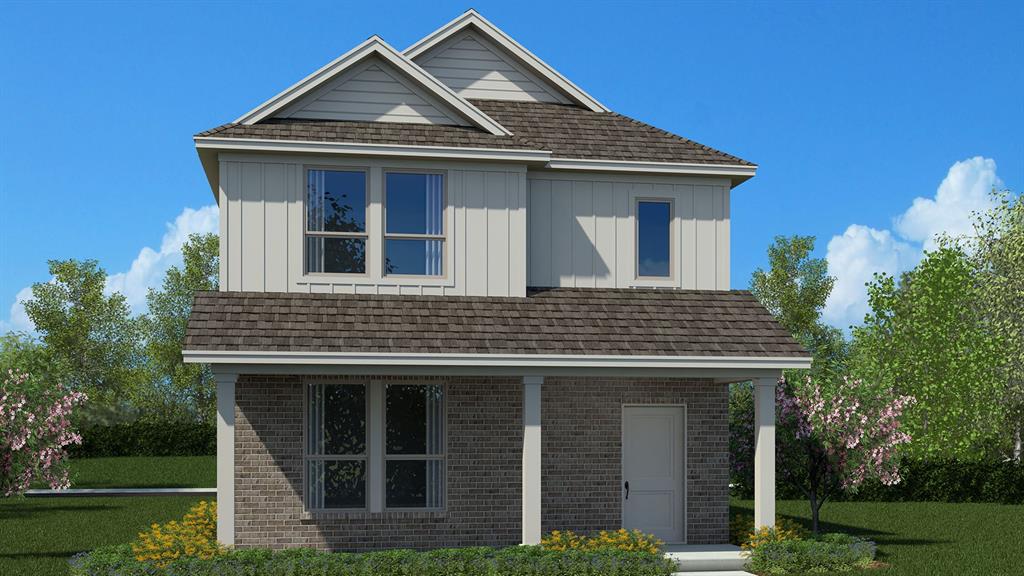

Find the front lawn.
xmin=0 ymin=496 xmax=205 ymax=576
xmin=733 ymin=499 xmax=1024 ymax=576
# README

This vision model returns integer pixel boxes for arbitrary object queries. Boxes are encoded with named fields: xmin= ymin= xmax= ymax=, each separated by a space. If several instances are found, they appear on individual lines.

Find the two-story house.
xmin=183 ymin=9 xmax=809 ymax=552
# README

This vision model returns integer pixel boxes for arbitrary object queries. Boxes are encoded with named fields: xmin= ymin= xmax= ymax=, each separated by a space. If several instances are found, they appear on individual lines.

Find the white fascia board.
xmin=233 ymin=36 xmax=512 ymax=136
xmin=545 ymin=157 xmax=758 ymax=178
xmin=194 ymin=136 xmax=550 ymax=163
xmin=182 ymin=349 xmax=812 ymax=371
xmin=404 ymin=10 xmax=609 ymax=113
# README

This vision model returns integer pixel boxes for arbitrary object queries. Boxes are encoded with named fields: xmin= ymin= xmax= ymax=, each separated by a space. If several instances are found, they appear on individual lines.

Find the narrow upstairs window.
xmin=637 ymin=200 xmax=672 ymax=278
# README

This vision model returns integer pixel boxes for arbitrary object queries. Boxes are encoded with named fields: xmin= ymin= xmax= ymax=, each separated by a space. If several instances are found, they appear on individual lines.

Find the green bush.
xmin=70 ymin=418 xmax=215 ymax=457
xmin=70 ymin=544 xmax=676 ymax=576
xmin=746 ymin=533 xmax=876 ymax=575
xmin=731 ymin=458 xmax=1024 ymax=504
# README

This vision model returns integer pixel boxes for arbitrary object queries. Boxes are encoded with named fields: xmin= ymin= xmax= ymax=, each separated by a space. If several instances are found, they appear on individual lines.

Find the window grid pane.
xmin=307 ymin=384 xmax=368 ymax=510
xmin=384 ymin=384 xmax=444 ymax=509
xmin=385 ymin=173 xmax=445 ymax=276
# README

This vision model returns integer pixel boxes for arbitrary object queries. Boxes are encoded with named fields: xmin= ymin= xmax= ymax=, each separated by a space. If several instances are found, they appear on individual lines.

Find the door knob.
xmin=624 ymin=481 xmax=630 ymax=499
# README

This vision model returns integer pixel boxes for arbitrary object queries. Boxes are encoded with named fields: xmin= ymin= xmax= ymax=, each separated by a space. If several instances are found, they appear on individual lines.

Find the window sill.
xmin=300 ymin=509 xmax=447 ymax=521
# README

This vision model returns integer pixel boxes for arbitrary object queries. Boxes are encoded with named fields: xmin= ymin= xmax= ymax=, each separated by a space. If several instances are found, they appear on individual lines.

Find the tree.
xmin=964 ymin=190 xmax=1024 ymax=460
xmin=732 ymin=375 xmax=914 ymax=534
xmin=851 ymin=247 xmax=1006 ymax=459
xmin=142 ymin=233 xmax=219 ymax=421
xmin=750 ymin=235 xmax=847 ymax=383
xmin=1 ymin=369 xmax=87 ymax=496
xmin=23 ymin=259 xmax=144 ymax=403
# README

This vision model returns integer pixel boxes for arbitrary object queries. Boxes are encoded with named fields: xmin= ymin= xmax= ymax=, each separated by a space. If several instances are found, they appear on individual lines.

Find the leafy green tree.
xmin=0 ymin=332 xmax=58 ymax=380
xmin=23 ymin=259 xmax=144 ymax=403
xmin=964 ymin=190 xmax=1024 ymax=460
xmin=141 ymin=233 xmax=219 ymax=422
xmin=750 ymin=235 xmax=846 ymax=382
xmin=851 ymin=247 xmax=1005 ymax=459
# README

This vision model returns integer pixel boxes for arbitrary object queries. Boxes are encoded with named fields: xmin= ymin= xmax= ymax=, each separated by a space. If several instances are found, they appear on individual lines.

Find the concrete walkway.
xmin=24 ymin=487 xmax=216 ymax=497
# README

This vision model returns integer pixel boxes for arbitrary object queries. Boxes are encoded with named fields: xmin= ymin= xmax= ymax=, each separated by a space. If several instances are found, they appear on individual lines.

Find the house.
xmin=183 ymin=9 xmax=809 ymax=552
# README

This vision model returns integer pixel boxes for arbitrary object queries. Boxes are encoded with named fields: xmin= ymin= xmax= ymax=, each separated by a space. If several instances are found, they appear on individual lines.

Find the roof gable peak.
xmin=404 ymin=10 xmax=609 ymax=113
xmin=234 ymin=35 xmax=511 ymax=136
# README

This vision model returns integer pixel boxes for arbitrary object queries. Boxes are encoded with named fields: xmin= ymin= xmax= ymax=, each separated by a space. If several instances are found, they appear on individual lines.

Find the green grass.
xmin=65 ymin=456 xmax=215 ymax=488
xmin=733 ymin=499 xmax=1024 ymax=576
xmin=0 ymin=496 xmax=205 ymax=576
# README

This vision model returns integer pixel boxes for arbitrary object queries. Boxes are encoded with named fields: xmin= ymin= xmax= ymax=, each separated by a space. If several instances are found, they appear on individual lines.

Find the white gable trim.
xmin=545 ymin=158 xmax=758 ymax=178
xmin=405 ymin=9 xmax=609 ymax=113
xmin=233 ymin=36 xmax=512 ymax=136
xmin=194 ymin=136 xmax=551 ymax=163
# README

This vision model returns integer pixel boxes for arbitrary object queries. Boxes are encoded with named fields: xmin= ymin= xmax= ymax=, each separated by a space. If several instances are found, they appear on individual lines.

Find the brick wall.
xmin=541 ymin=378 xmax=729 ymax=544
xmin=234 ymin=375 xmax=523 ymax=550
xmin=233 ymin=375 xmax=729 ymax=549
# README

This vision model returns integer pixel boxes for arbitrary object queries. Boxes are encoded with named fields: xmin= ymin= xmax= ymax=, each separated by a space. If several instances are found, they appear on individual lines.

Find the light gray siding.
xmin=275 ymin=57 xmax=469 ymax=126
xmin=527 ymin=172 xmax=731 ymax=290
xmin=218 ymin=155 xmax=526 ymax=297
xmin=415 ymin=30 xmax=570 ymax=104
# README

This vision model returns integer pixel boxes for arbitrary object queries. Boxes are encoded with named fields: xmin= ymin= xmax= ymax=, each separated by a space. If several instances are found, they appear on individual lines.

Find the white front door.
xmin=622 ymin=406 xmax=685 ymax=543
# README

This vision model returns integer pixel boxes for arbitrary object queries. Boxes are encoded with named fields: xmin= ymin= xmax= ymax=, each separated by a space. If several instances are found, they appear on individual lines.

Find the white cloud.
xmin=105 ymin=205 xmax=218 ymax=312
xmin=823 ymin=157 xmax=1002 ymax=330
xmin=894 ymin=157 xmax=1002 ymax=251
xmin=1 ymin=205 xmax=218 ymax=333
xmin=0 ymin=286 xmax=36 ymax=334
xmin=822 ymin=225 xmax=919 ymax=328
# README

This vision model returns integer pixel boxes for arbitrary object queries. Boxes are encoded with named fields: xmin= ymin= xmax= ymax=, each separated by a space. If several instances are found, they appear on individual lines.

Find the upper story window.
xmin=636 ymin=200 xmax=672 ymax=278
xmin=306 ymin=170 xmax=367 ymax=274
xmin=306 ymin=382 xmax=445 ymax=511
xmin=385 ymin=172 xmax=445 ymax=276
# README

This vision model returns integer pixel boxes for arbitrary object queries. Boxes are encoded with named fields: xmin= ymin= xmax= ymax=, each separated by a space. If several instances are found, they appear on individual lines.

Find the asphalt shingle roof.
xmin=197 ymin=100 xmax=752 ymax=167
xmin=184 ymin=288 xmax=806 ymax=358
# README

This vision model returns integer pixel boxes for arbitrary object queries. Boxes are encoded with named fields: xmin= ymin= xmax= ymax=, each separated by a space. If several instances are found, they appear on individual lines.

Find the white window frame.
xmin=634 ymin=197 xmax=675 ymax=281
xmin=382 ymin=169 xmax=448 ymax=279
xmin=304 ymin=167 xmax=371 ymax=277
xmin=303 ymin=380 xmax=447 ymax=514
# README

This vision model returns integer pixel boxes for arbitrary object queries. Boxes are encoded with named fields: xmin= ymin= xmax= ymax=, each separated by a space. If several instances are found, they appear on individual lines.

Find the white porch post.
xmin=522 ymin=376 xmax=543 ymax=544
xmin=753 ymin=376 xmax=776 ymax=529
xmin=215 ymin=371 xmax=238 ymax=546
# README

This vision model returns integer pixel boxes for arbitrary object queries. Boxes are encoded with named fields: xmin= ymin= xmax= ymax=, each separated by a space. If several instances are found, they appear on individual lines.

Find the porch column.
xmin=522 ymin=376 xmax=543 ymax=544
xmin=753 ymin=376 xmax=776 ymax=529
xmin=215 ymin=370 xmax=238 ymax=546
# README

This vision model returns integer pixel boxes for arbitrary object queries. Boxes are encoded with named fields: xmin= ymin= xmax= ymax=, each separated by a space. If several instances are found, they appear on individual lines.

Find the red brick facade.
xmin=232 ymin=374 xmax=729 ymax=549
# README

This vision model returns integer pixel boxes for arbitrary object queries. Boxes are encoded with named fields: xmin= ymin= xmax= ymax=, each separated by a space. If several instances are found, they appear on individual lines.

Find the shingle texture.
xmin=185 ymin=288 xmax=807 ymax=358
xmin=198 ymin=100 xmax=752 ymax=166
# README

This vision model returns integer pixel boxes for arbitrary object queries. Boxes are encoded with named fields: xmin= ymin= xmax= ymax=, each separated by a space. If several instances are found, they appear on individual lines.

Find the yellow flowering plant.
xmin=729 ymin=513 xmax=807 ymax=550
xmin=541 ymin=528 xmax=663 ymax=554
xmin=131 ymin=500 xmax=224 ymax=566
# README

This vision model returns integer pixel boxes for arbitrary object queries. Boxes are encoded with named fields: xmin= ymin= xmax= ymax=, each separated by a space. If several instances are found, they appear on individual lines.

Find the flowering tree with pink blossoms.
xmin=1 ymin=369 xmax=87 ymax=496
xmin=731 ymin=375 xmax=915 ymax=534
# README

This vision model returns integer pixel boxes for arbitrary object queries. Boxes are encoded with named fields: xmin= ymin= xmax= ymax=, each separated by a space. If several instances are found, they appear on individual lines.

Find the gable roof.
xmin=183 ymin=288 xmax=809 ymax=360
xmin=199 ymin=99 xmax=753 ymax=168
xmin=232 ymin=36 xmax=511 ymax=136
xmin=405 ymin=9 xmax=608 ymax=113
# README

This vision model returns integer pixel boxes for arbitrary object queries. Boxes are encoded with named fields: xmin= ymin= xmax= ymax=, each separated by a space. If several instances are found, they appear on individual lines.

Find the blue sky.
xmin=1 ymin=0 xmax=1021 ymax=332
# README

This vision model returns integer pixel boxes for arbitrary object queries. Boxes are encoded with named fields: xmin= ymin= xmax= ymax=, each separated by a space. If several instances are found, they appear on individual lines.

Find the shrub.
xmin=70 ymin=417 xmax=215 ymax=457
xmin=541 ymin=528 xmax=663 ymax=553
xmin=746 ymin=533 xmax=876 ymax=575
xmin=729 ymin=513 xmax=808 ymax=547
xmin=1 ymin=369 xmax=87 ymax=496
xmin=130 ymin=500 xmax=222 ymax=566
xmin=70 ymin=545 xmax=676 ymax=576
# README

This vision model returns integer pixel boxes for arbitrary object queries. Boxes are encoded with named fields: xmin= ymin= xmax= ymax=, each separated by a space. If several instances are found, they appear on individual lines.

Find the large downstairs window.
xmin=306 ymin=382 xmax=445 ymax=511
xmin=305 ymin=169 xmax=368 ymax=274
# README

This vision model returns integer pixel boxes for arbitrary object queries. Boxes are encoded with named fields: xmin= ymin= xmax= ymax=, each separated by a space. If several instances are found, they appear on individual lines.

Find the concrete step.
xmin=663 ymin=544 xmax=748 ymax=572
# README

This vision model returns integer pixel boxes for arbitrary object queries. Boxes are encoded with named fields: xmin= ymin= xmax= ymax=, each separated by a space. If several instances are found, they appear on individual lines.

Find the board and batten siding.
xmin=274 ymin=56 xmax=470 ymax=126
xmin=414 ymin=30 xmax=571 ymax=104
xmin=218 ymin=155 xmax=527 ymax=297
xmin=527 ymin=173 xmax=731 ymax=290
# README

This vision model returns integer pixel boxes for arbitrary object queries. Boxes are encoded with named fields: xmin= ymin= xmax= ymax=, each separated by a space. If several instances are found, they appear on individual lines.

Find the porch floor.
xmin=662 ymin=544 xmax=751 ymax=575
